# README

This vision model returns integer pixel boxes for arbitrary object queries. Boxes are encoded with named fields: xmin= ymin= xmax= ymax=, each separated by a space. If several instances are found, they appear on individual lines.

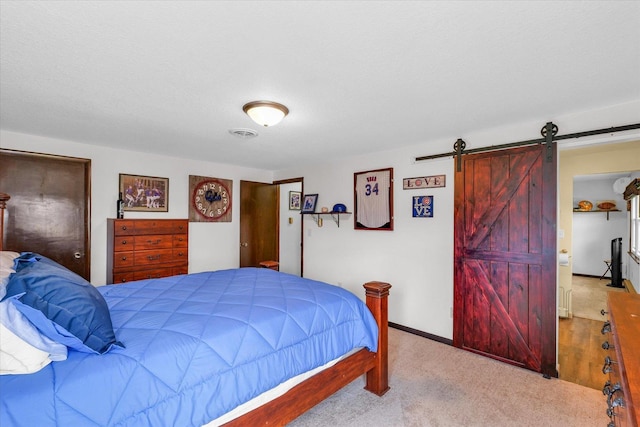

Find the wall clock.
xmin=189 ymin=175 xmax=232 ymax=222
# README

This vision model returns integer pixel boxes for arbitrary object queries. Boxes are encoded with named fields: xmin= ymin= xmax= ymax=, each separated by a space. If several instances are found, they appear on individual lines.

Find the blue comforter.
xmin=0 ymin=268 xmax=378 ymax=426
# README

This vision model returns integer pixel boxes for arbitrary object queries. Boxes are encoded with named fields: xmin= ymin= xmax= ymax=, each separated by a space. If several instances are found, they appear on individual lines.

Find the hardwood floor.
xmin=558 ymin=316 xmax=608 ymax=390
xmin=558 ymin=275 xmax=625 ymax=391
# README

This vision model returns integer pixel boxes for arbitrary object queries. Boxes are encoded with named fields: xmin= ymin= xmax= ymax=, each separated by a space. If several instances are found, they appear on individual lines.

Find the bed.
xmin=0 ymin=192 xmax=390 ymax=426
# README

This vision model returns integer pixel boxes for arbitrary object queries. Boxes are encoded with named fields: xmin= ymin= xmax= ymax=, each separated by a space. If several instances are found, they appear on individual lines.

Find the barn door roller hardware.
xmin=416 ymin=122 xmax=640 ymax=172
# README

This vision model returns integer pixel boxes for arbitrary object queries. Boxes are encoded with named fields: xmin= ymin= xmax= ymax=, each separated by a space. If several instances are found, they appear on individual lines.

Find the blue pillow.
xmin=2 ymin=253 xmax=123 ymax=354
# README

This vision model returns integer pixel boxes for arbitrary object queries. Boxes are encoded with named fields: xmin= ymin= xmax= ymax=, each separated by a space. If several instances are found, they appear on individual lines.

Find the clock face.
xmin=189 ymin=176 xmax=232 ymax=222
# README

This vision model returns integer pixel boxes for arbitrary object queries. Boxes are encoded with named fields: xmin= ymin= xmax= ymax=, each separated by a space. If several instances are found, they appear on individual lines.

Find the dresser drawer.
xmin=134 ymin=234 xmax=174 ymax=250
xmin=133 ymin=267 xmax=174 ymax=281
xmin=113 ymin=251 xmax=134 ymax=268
xmin=173 ymin=234 xmax=188 ymax=247
xmin=134 ymin=249 xmax=173 ymax=266
xmin=113 ymin=236 xmax=134 ymax=252
xmin=112 ymin=271 xmax=135 ymax=284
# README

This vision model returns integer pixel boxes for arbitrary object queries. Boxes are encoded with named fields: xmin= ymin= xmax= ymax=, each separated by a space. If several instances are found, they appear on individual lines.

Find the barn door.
xmin=453 ymin=143 xmax=557 ymax=377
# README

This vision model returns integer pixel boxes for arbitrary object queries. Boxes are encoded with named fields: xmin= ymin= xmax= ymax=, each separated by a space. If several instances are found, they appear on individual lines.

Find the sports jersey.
xmin=355 ymin=170 xmax=390 ymax=228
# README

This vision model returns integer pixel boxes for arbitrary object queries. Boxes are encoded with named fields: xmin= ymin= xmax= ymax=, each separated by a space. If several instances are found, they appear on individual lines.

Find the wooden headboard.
xmin=0 ymin=192 xmax=9 ymax=251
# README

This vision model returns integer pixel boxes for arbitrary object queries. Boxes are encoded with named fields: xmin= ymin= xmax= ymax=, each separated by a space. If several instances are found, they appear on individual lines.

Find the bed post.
xmin=0 ymin=193 xmax=9 ymax=251
xmin=363 ymin=281 xmax=391 ymax=396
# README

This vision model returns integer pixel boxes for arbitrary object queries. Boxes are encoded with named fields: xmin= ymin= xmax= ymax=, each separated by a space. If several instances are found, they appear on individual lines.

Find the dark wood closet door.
xmin=239 ymin=180 xmax=278 ymax=268
xmin=0 ymin=150 xmax=91 ymax=279
xmin=453 ymin=144 xmax=557 ymax=377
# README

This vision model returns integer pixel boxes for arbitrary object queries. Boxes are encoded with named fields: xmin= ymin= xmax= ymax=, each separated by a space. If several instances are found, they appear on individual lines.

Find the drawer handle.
xmin=120 ymin=256 xmax=127 ymax=261
xmin=610 ymin=396 xmax=625 ymax=408
xmin=121 ymin=240 xmax=128 ymax=245
xmin=120 ymin=278 xmax=127 ymax=283
xmin=601 ymin=309 xmax=608 ymax=316
xmin=178 ymin=237 xmax=184 ymax=242
xmin=602 ymin=341 xmax=614 ymax=350
xmin=602 ymin=381 xmax=621 ymax=396
xmin=121 ymin=225 xmax=127 ymax=230
xmin=602 ymin=356 xmax=615 ymax=374
xmin=601 ymin=321 xmax=611 ymax=335
xmin=178 ymin=252 xmax=184 ymax=257
xmin=147 ymin=239 xmax=162 ymax=245
xmin=147 ymin=255 xmax=161 ymax=261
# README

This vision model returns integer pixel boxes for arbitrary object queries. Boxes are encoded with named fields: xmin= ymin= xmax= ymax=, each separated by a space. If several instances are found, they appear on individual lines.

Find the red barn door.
xmin=453 ymin=143 xmax=557 ymax=377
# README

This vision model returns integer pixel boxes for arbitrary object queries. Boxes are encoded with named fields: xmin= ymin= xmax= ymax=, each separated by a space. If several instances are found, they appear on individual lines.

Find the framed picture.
xmin=412 ymin=195 xmax=433 ymax=217
xmin=119 ymin=173 xmax=169 ymax=212
xmin=301 ymin=194 xmax=318 ymax=213
xmin=289 ymin=191 xmax=301 ymax=210
xmin=354 ymin=167 xmax=394 ymax=230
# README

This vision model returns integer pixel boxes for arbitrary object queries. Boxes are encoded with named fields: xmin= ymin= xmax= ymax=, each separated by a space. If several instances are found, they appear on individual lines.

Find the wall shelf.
xmin=302 ymin=212 xmax=352 ymax=227
xmin=573 ymin=209 xmax=621 ymax=220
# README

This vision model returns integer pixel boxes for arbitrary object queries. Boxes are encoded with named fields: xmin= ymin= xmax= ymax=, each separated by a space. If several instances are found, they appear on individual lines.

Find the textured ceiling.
xmin=1 ymin=1 xmax=639 ymax=170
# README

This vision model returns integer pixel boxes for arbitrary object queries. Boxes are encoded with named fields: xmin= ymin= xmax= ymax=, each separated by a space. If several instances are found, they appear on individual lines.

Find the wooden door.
xmin=239 ymin=181 xmax=278 ymax=268
xmin=454 ymin=144 xmax=557 ymax=377
xmin=0 ymin=150 xmax=91 ymax=279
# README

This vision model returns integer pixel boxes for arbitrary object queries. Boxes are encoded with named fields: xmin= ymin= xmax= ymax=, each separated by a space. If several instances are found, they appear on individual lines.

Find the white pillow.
xmin=0 ymin=299 xmax=68 ymax=367
xmin=0 ymin=251 xmax=20 ymax=300
xmin=0 ymin=322 xmax=52 ymax=375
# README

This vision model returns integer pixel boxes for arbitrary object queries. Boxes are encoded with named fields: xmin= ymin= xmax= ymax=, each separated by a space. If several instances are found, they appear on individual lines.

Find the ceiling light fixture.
xmin=243 ymin=100 xmax=289 ymax=127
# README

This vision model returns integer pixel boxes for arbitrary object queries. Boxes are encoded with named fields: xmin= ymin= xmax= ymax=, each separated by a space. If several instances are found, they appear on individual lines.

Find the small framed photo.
xmin=412 ymin=195 xmax=433 ymax=217
xmin=119 ymin=173 xmax=169 ymax=212
xmin=289 ymin=191 xmax=302 ymax=210
xmin=301 ymin=194 xmax=318 ymax=213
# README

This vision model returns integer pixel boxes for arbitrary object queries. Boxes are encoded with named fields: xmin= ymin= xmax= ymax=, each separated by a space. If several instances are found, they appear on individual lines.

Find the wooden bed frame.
xmin=0 ymin=192 xmax=391 ymax=426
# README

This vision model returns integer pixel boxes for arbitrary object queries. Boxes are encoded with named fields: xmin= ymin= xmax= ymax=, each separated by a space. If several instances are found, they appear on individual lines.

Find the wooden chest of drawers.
xmin=602 ymin=292 xmax=640 ymax=427
xmin=107 ymin=219 xmax=188 ymax=284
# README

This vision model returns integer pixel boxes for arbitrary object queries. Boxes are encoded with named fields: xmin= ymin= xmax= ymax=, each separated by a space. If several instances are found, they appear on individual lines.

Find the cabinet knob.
xmin=601 ymin=321 xmax=611 ymax=334
xmin=602 ymin=341 xmax=614 ymax=350
xmin=602 ymin=356 xmax=615 ymax=374
xmin=121 ymin=240 xmax=128 ymax=245
xmin=601 ymin=309 xmax=608 ymax=316
xmin=121 ymin=256 xmax=127 ymax=261
xmin=121 ymin=225 xmax=127 ymax=230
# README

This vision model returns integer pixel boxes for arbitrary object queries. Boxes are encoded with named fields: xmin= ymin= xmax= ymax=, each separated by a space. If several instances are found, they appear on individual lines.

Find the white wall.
xmin=572 ymin=176 xmax=630 ymax=277
xmin=0 ymin=130 xmax=273 ymax=285
xmin=279 ymin=182 xmax=302 ymax=275
xmin=275 ymin=101 xmax=640 ymax=340
xmin=2 ymin=100 xmax=639 ymax=340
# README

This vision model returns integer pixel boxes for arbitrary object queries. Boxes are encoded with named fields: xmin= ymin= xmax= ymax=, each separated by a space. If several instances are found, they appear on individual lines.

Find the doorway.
xmin=239 ymin=178 xmax=303 ymax=275
xmin=558 ymin=171 xmax=634 ymax=389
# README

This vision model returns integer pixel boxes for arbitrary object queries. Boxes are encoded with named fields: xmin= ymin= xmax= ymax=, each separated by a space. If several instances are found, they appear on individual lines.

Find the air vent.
xmin=229 ymin=128 xmax=258 ymax=138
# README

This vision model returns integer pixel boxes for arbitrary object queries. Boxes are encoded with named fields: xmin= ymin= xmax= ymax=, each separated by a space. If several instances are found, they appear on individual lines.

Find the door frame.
xmin=274 ymin=177 xmax=304 ymax=276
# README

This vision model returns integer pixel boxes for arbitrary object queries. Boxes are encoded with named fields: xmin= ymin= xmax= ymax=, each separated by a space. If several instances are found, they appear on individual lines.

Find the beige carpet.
xmin=289 ymin=328 xmax=607 ymax=426
xmin=572 ymin=275 xmax=626 ymax=321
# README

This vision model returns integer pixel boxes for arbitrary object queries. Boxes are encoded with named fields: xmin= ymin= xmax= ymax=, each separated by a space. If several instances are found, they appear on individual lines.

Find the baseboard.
xmin=572 ymin=273 xmax=604 ymax=279
xmin=624 ymin=279 xmax=637 ymax=294
xmin=389 ymin=322 xmax=453 ymax=346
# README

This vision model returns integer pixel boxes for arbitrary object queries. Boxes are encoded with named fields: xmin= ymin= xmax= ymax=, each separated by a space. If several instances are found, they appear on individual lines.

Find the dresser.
xmin=107 ymin=219 xmax=188 ymax=284
xmin=602 ymin=292 xmax=640 ymax=427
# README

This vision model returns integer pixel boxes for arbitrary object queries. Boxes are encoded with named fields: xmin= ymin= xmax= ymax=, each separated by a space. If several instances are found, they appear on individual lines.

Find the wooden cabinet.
xmin=107 ymin=219 xmax=188 ymax=284
xmin=602 ymin=292 xmax=640 ymax=426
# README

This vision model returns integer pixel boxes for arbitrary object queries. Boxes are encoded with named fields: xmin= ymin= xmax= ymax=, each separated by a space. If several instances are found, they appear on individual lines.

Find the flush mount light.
xmin=243 ymin=100 xmax=289 ymax=127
